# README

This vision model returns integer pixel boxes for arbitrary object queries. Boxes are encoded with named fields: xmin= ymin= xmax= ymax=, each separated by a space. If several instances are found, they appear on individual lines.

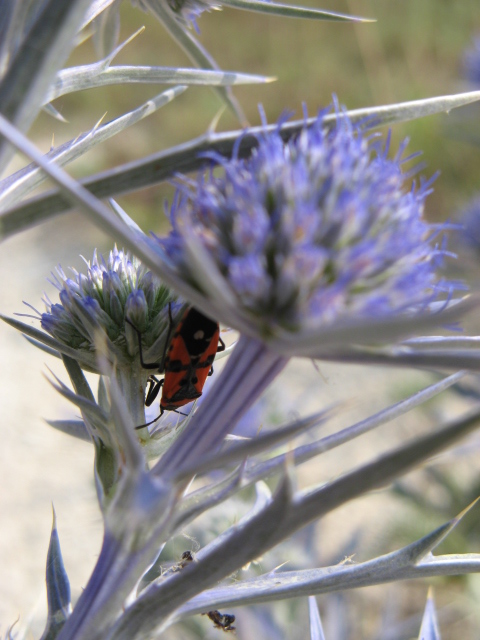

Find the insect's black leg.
xmin=125 ymin=317 xmax=160 ymax=371
xmin=208 ymin=366 xmax=214 ymax=377
xmin=173 ymin=408 xmax=189 ymax=416
xmin=217 ymin=336 xmax=226 ymax=353
xmin=146 ymin=377 xmax=164 ymax=407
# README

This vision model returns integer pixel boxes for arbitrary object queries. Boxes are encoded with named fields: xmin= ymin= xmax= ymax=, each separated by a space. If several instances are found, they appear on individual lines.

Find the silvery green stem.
xmin=175 ymin=407 xmax=335 ymax=481
xmin=173 ymin=554 xmax=480 ymax=616
xmin=243 ymin=370 xmax=467 ymax=486
xmin=108 ymin=408 xmax=480 ymax=640
xmin=56 ymin=475 xmax=175 ymax=640
xmin=113 ymin=368 xmax=148 ymax=441
xmin=215 ymin=0 xmax=370 ymax=21
xmin=168 ymin=502 xmax=478 ymax=617
xmin=152 ymin=335 xmax=289 ymax=479
xmin=139 ymin=0 xmax=248 ymax=124
xmin=105 ymin=477 xmax=292 ymax=640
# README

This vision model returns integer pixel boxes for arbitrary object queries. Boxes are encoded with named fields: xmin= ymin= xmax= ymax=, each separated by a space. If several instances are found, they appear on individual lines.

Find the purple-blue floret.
xmin=165 ymin=0 xmax=215 ymax=31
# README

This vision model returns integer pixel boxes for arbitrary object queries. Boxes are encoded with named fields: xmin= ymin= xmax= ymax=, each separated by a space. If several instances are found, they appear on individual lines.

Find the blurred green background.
xmin=29 ymin=0 xmax=480 ymax=239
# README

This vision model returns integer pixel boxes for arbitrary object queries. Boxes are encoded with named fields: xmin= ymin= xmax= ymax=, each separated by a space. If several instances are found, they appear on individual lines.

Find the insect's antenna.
xmin=134 ymin=412 xmax=164 ymax=430
xmin=134 ymin=407 xmax=188 ymax=429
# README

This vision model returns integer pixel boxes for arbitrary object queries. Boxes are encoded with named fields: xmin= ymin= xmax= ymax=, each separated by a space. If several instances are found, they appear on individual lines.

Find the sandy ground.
xmin=0 ymin=216 xmax=106 ymax=638
xmin=0 ymin=215 xmax=477 ymax=639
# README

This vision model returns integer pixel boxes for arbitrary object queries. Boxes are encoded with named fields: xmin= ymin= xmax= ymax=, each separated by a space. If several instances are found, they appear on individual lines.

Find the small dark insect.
xmin=161 ymin=550 xmax=196 ymax=578
xmin=173 ymin=550 xmax=195 ymax=571
xmin=127 ymin=304 xmax=225 ymax=428
xmin=180 ymin=550 xmax=194 ymax=564
xmin=203 ymin=610 xmax=236 ymax=633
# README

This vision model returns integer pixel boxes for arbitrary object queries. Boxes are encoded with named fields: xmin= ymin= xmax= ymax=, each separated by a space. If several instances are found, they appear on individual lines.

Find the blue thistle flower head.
xmin=135 ymin=0 xmax=216 ymax=31
xmin=41 ymin=247 xmax=178 ymax=366
xmin=463 ymin=36 xmax=480 ymax=85
xmin=167 ymin=0 xmax=215 ymax=30
xmin=157 ymin=111 xmax=451 ymax=338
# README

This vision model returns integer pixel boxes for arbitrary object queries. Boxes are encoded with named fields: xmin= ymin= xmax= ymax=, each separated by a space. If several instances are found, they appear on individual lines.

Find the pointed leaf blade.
xmin=0 ymin=0 xmax=94 ymax=174
xmin=140 ymin=0 xmax=247 ymax=123
xmin=1 ymin=314 xmax=98 ymax=370
xmin=0 ymin=86 xmax=188 ymax=210
xmin=47 ymin=64 xmax=272 ymax=102
xmin=309 ymin=596 xmax=326 ymax=640
xmin=40 ymin=509 xmax=71 ymax=640
xmin=220 ymin=0 xmax=372 ymax=22
xmin=418 ymin=589 xmax=441 ymax=640
xmin=244 ymin=371 xmax=466 ymax=486
xmin=46 ymin=419 xmax=92 ymax=442
xmin=283 ymin=408 xmax=480 ymax=541
xmin=175 ymin=406 xmax=336 ymax=480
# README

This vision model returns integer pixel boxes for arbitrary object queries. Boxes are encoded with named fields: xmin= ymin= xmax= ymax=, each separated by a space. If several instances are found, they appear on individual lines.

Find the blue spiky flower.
xmin=40 ymin=247 xmax=179 ymax=369
xmin=158 ymin=111 xmax=451 ymax=340
xmin=166 ymin=0 xmax=215 ymax=29
xmin=463 ymin=36 xmax=480 ymax=86
xmin=135 ymin=0 xmax=216 ymax=31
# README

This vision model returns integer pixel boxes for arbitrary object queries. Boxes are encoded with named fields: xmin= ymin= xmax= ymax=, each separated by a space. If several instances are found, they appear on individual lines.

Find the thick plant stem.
xmin=152 ymin=334 xmax=289 ymax=479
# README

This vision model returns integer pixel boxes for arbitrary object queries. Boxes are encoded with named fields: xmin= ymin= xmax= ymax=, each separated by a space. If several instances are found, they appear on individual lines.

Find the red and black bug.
xmin=127 ymin=304 xmax=225 ymax=427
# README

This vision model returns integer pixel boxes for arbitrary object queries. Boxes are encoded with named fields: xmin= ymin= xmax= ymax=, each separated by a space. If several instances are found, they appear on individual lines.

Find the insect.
xmin=159 ymin=550 xmax=196 ymax=578
xmin=203 ymin=610 xmax=236 ymax=633
xmin=177 ymin=549 xmax=195 ymax=566
xmin=127 ymin=304 xmax=225 ymax=427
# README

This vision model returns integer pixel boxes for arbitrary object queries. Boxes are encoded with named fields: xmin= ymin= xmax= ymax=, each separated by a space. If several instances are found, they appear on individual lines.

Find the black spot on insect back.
xmin=180 ymin=308 xmax=218 ymax=356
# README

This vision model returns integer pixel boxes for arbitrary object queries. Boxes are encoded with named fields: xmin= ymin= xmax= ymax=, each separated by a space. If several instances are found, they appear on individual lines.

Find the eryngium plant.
xmin=3 ymin=1 xmax=480 ymax=639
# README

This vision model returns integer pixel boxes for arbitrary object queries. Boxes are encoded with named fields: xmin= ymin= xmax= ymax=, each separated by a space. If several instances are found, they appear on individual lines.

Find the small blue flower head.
xmin=41 ymin=247 xmax=179 ymax=368
xmin=158 ymin=111 xmax=451 ymax=339
xmin=463 ymin=36 xmax=480 ymax=85
xmin=135 ymin=0 xmax=216 ymax=31
xmin=167 ymin=0 xmax=216 ymax=29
